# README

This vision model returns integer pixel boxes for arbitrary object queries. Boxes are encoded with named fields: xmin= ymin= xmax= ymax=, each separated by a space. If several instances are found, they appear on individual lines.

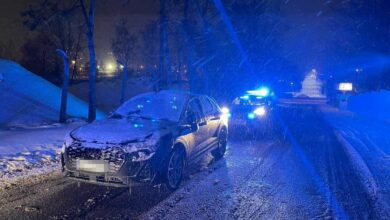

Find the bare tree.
xmin=112 ymin=19 xmax=137 ymax=104
xmin=112 ymin=19 xmax=137 ymax=68
xmin=22 ymin=0 xmax=98 ymax=122
xmin=158 ymin=0 xmax=171 ymax=90
xmin=22 ymin=1 xmax=84 ymax=79
xmin=79 ymin=0 xmax=97 ymax=122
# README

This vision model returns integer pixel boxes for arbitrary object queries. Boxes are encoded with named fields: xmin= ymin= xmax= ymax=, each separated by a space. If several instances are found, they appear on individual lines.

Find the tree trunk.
xmin=87 ymin=29 xmax=96 ymax=122
xmin=56 ymin=49 xmax=69 ymax=123
xmin=86 ymin=0 xmax=97 ymax=122
xmin=182 ymin=0 xmax=197 ymax=92
xmin=71 ymin=32 xmax=82 ymax=80
xmin=159 ymin=0 xmax=169 ymax=90
xmin=120 ymin=63 xmax=128 ymax=104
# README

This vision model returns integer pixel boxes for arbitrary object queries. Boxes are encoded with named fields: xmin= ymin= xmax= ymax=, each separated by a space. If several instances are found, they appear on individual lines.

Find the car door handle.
xmin=199 ymin=121 xmax=207 ymax=126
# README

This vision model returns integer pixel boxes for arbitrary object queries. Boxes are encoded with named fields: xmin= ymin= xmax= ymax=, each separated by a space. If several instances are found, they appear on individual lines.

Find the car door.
xmin=184 ymin=98 xmax=209 ymax=159
xmin=200 ymin=96 xmax=220 ymax=145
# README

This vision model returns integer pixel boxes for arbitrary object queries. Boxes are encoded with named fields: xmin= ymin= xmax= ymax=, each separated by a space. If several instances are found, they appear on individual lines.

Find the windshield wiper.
xmin=139 ymin=116 xmax=171 ymax=122
xmin=110 ymin=113 xmax=124 ymax=119
xmin=127 ymin=109 xmax=141 ymax=115
xmin=111 ymin=109 xmax=141 ymax=119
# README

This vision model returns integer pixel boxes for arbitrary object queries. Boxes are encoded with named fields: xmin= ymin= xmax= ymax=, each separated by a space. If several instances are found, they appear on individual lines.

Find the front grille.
xmin=66 ymin=143 xmax=125 ymax=174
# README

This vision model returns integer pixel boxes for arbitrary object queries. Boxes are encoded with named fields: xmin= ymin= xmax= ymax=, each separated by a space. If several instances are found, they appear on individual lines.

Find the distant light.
xmin=119 ymin=65 xmax=124 ymax=69
xmin=290 ymin=82 xmax=294 ymax=85
xmin=338 ymin=82 xmax=353 ymax=91
xmin=312 ymin=69 xmax=317 ymax=73
xmin=140 ymin=65 xmax=144 ymax=69
xmin=97 ymin=65 xmax=100 ymax=70
xmin=247 ymin=87 xmax=270 ymax=97
xmin=71 ymin=60 xmax=76 ymax=65
xmin=247 ymin=113 xmax=256 ymax=120
xmin=104 ymin=62 xmax=117 ymax=74
xmin=253 ymin=107 xmax=266 ymax=116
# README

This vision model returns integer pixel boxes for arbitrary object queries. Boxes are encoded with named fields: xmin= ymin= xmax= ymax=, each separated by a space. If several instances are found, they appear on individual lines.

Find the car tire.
xmin=213 ymin=128 xmax=228 ymax=160
xmin=164 ymin=147 xmax=185 ymax=191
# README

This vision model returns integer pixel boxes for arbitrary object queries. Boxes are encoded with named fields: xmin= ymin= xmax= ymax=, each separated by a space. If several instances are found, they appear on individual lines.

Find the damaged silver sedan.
xmin=61 ymin=90 xmax=228 ymax=190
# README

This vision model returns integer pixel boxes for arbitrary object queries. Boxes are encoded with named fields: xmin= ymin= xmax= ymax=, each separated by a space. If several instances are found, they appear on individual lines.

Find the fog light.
xmin=247 ymin=113 xmax=256 ymax=120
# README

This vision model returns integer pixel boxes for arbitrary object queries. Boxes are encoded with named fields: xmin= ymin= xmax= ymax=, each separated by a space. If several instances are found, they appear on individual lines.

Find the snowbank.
xmin=0 ymin=59 xmax=105 ymax=127
xmin=348 ymin=90 xmax=390 ymax=122
xmin=0 ymin=122 xmax=83 ymax=189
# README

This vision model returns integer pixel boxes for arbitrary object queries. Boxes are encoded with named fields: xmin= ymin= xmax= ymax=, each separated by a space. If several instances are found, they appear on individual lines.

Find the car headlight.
xmin=61 ymin=143 xmax=66 ymax=153
xmin=254 ymin=107 xmax=266 ymax=116
xmin=123 ymin=133 xmax=160 ymax=162
xmin=62 ymin=133 xmax=74 ymax=153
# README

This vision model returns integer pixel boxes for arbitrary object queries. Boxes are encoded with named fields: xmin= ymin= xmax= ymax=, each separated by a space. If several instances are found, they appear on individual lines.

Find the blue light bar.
xmin=247 ymin=87 xmax=270 ymax=97
xmin=240 ymin=95 xmax=250 ymax=100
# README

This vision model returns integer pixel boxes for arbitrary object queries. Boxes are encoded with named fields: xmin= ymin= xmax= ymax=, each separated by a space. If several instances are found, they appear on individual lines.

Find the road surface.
xmin=0 ymin=106 xmax=388 ymax=219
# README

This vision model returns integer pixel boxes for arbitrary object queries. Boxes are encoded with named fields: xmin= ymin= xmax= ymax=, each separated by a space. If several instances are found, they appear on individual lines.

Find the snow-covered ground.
xmin=0 ymin=122 xmax=83 ymax=189
xmin=0 ymin=105 xmax=389 ymax=219
xmin=322 ymin=106 xmax=390 ymax=214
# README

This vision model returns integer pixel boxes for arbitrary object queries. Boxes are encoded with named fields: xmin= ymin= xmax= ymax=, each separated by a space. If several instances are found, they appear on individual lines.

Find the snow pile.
xmin=322 ymin=107 xmax=390 ymax=215
xmin=0 ymin=147 xmax=61 ymax=188
xmin=0 ymin=123 xmax=82 ymax=189
xmin=333 ymin=131 xmax=378 ymax=199
xmin=348 ymin=90 xmax=390 ymax=122
xmin=0 ymin=59 xmax=105 ymax=128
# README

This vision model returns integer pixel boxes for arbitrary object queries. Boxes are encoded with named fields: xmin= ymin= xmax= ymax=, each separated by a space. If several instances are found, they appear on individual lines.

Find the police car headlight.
xmin=254 ymin=107 xmax=266 ymax=116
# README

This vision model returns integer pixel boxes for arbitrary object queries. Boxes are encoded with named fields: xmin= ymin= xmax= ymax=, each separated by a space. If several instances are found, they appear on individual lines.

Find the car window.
xmin=206 ymin=97 xmax=221 ymax=115
xmin=200 ymin=96 xmax=215 ymax=116
xmin=185 ymin=98 xmax=205 ymax=123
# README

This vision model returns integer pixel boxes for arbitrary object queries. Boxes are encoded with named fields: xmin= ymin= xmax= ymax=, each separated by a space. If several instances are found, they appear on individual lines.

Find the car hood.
xmin=70 ymin=118 xmax=170 ymax=144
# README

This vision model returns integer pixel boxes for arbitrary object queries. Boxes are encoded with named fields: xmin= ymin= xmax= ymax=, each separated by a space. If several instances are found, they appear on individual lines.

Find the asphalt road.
xmin=0 ymin=106 xmax=388 ymax=219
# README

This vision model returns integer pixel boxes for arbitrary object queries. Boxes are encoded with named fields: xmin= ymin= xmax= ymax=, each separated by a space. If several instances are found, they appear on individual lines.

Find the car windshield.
xmin=113 ymin=92 xmax=186 ymax=122
xmin=233 ymin=95 xmax=266 ymax=106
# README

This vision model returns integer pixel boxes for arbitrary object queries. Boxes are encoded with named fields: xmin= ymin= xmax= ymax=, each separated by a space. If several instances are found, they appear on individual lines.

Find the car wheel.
xmin=213 ymin=128 xmax=228 ymax=160
xmin=165 ymin=147 xmax=185 ymax=190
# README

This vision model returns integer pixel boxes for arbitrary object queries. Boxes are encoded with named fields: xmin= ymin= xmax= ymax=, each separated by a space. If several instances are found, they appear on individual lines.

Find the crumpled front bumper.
xmin=61 ymin=147 xmax=158 ymax=187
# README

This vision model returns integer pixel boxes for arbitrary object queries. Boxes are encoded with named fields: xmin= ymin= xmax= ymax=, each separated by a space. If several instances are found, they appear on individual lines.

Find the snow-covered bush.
xmin=348 ymin=90 xmax=390 ymax=122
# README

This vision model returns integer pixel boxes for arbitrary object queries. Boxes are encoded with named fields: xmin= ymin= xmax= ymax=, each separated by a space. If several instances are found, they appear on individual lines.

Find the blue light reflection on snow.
xmin=273 ymin=111 xmax=348 ymax=219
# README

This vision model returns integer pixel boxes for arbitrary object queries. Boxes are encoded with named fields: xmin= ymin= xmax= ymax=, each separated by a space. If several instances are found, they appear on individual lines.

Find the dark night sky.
xmin=0 ymin=0 xmax=158 ymax=61
xmin=1 ymin=0 xmax=389 ymax=75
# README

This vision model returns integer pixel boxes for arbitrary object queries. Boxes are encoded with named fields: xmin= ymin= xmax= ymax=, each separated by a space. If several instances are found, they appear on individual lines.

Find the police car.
xmin=225 ymin=87 xmax=275 ymax=137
